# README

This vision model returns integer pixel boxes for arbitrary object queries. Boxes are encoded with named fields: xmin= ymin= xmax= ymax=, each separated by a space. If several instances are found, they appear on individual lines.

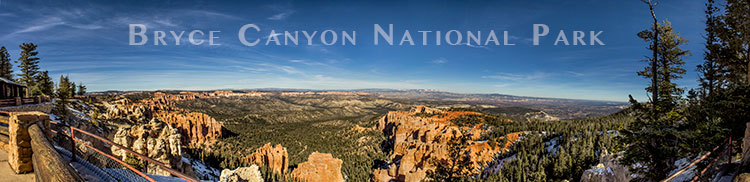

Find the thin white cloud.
xmin=432 ymin=57 xmax=447 ymax=64
xmin=566 ymin=71 xmax=585 ymax=77
xmin=67 ymin=23 xmax=103 ymax=30
xmin=288 ymin=59 xmax=328 ymax=66
xmin=153 ymin=18 xmax=178 ymax=27
xmin=257 ymin=63 xmax=302 ymax=75
xmin=183 ymin=10 xmax=240 ymax=20
xmin=268 ymin=11 xmax=294 ymax=20
xmin=463 ymin=43 xmax=490 ymax=50
xmin=482 ymin=72 xmax=550 ymax=81
xmin=14 ymin=17 xmax=65 ymax=34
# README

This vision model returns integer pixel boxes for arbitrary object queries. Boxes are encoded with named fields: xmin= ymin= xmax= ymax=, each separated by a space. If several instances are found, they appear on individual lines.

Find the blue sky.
xmin=0 ymin=0 xmax=708 ymax=102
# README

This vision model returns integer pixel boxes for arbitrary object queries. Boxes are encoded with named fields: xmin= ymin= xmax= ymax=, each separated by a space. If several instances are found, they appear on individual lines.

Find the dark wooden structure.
xmin=0 ymin=77 xmax=26 ymax=98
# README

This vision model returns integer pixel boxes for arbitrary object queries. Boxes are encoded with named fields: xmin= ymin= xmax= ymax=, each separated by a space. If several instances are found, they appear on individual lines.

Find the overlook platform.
xmin=0 ymin=149 xmax=34 ymax=182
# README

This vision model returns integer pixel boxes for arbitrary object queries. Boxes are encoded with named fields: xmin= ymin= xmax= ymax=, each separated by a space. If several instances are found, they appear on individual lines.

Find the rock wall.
xmin=7 ymin=112 xmax=48 ymax=174
xmin=290 ymin=152 xmax=344 ymax=182
xmin=372 ymin=106 xmax=515 ymax=181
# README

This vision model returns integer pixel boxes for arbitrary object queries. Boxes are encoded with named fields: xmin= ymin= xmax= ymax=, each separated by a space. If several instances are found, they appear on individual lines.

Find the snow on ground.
xmin=544 ymin=137 xmax=559 ymax=155
xmin=584 ymin=163 xmax=614 ymax=176
xmin=667 ymin=156 xmax=700 ymax=182
xmin=483 ymin=154 xmax=517 ymax=174
xmin=184 ymin=155 xmax=221 ymax=181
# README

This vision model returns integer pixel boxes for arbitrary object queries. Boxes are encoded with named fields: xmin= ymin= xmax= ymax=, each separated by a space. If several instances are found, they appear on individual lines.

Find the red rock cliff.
xmin=372 ymin=106 xmax=519 ymax=182
xmin=241 ymin=143 xmax=289 ymax=176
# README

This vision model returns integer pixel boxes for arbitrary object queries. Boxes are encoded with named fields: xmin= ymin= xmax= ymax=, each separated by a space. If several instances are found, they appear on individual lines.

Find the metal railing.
xmin=49 ymin=120 xmax=200 ymax=182
xmin=662 ymin=136 xmax=732 ymax=182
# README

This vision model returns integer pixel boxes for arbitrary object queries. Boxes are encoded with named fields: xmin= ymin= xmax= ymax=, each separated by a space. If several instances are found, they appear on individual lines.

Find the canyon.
xmin=50 ymin=89 xmax=628 ymax=181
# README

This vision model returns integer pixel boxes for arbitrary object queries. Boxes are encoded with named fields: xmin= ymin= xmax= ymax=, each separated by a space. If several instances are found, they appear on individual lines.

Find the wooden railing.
xmin=0 ymin=96 xmax=49 ymax=107
xmin=28 ymin=124 xmax=84 ymax=182
xmin=0 ymin=111 xmax=83 ymax=181
xmin=661 ymin=136 xmax=732 ymax=182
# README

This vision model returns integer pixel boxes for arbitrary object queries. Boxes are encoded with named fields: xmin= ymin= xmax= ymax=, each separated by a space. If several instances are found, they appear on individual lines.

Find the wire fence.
xmin=48 ymin=120 xmax=200 ymax=182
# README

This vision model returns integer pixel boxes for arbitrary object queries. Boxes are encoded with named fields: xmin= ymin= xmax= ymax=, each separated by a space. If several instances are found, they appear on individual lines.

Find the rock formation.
xmin=241 ymin=143 xmax=289 ymax=175
xmin=290 ymin=152 xmax=344 ymax=182
xmin=98 ymin=91 xmax=238 ymax=148
xmin=111 ymin=118 xmax=192 ymax=176
xmin=372 ymin=106 xmax=517 ymax=181
xmin=579 ymin=150 xmax=631 ymax=182
xmin=155 ymin=112 xmax=223 ymax=148
xmin=220 ymin=165 xmax=264 ymax=182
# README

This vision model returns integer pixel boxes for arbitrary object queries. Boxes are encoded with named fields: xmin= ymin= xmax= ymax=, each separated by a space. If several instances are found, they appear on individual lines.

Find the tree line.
xmin=1 ymin=42 xmax=87 ymax=122
xmin=620 ymin=0 xmax=750 ymax=181
xmin=0 ymin=42 xmax=86 ymax=97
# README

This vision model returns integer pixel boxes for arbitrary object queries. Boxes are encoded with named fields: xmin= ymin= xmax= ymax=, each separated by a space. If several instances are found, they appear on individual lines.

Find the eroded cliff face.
xmin=372 ymin=106 xmax=518 ymax=182
xmin=98 ymin=91 xmax=252 ymax=148
xmin=111 ymin=118 xmax=194 ymax=176
xmin=290 ymin=152 xmax=345 ymax=182
xmin=241 ymin=143 xmax=289 ymax=176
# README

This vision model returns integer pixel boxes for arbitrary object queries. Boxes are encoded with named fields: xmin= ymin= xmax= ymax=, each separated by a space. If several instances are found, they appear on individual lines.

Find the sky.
xmin=0 ymin=0 xmax=709 ymax=102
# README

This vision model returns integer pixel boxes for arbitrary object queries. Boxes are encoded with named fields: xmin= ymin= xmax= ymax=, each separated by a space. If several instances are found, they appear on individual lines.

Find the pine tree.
xmin=77 ymin=82 xmax=86 ymax=96
xmin=697 ymin=0 xmax=725 ymax=97
xmin=427 ymin=130 xmax=474 ymax=181
xmin=637 ymin=20 xmax=689 ymax=112
xmin=53 ymin=75 xmax=71 ymax=122
xmin=624 ymin=17 xmax=690 ymax=182
xmin=0 ymin=46 xmax=13 ymax=80
xmin=719 ymin=0 xmax=750 ymax=85
xmin=36 ymin=71 xmax=54 ymax=96
xmin=640 ymin=0 xmax=660 ymax=114
xmin=16 ymin=43 xmax=41 ymax=95
xmin=71 ymin=82 xmax=76 ymax=97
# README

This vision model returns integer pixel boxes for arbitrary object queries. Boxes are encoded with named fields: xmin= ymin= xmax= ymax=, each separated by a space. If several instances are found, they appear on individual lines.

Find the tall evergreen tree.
xmin=53 ymin=75 xmax=71 ymax=122
xmin=637 ymin=20 xmax=689 ymax=112
xmin=697 ymin=0 xmax=725 ymax=97
xmin=623 ymin=19 xmax=690 ymax=182
xmin=71 ymin=82 xmax=76 ymax=97
xmin=16 ymin=43 xmax=41 ymax=95
xmin=0 ymin=46 xmax=13 ymax=80
xmin=718 ymin=0 xmax=750 ymax=85
xmin=77 ymin=82 xmax=86 ymax=96
xmin=641 ymin=0 xmax=660 ymax=113
xmin=36 ymin=70 xmax=54 ymax=96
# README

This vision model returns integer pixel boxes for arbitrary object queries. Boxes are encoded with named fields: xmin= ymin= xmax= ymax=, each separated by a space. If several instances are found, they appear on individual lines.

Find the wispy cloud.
xmin=431 ymin=57 xmax=447 ymax=64
xmin=268 ymin=11 xmax=294 ymax=20
xmin=258 ymin=63 xmax=302 ymax=75
xmin=288 ymin=59 xmax=328 ymax=66
xmin=14 ymin=17 xmax=65 ymax=34
xmin=482 ymin=72 xmax=550 ymax=81
xmin=566 ymin=71 xmax=585 ymax=77
xmin=463 ymin=43 xmax=490 ymax=50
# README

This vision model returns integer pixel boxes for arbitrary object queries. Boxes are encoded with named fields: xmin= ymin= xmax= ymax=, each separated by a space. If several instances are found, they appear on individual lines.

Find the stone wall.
xmin=7 ymin=111 xmax=49 ymax=174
